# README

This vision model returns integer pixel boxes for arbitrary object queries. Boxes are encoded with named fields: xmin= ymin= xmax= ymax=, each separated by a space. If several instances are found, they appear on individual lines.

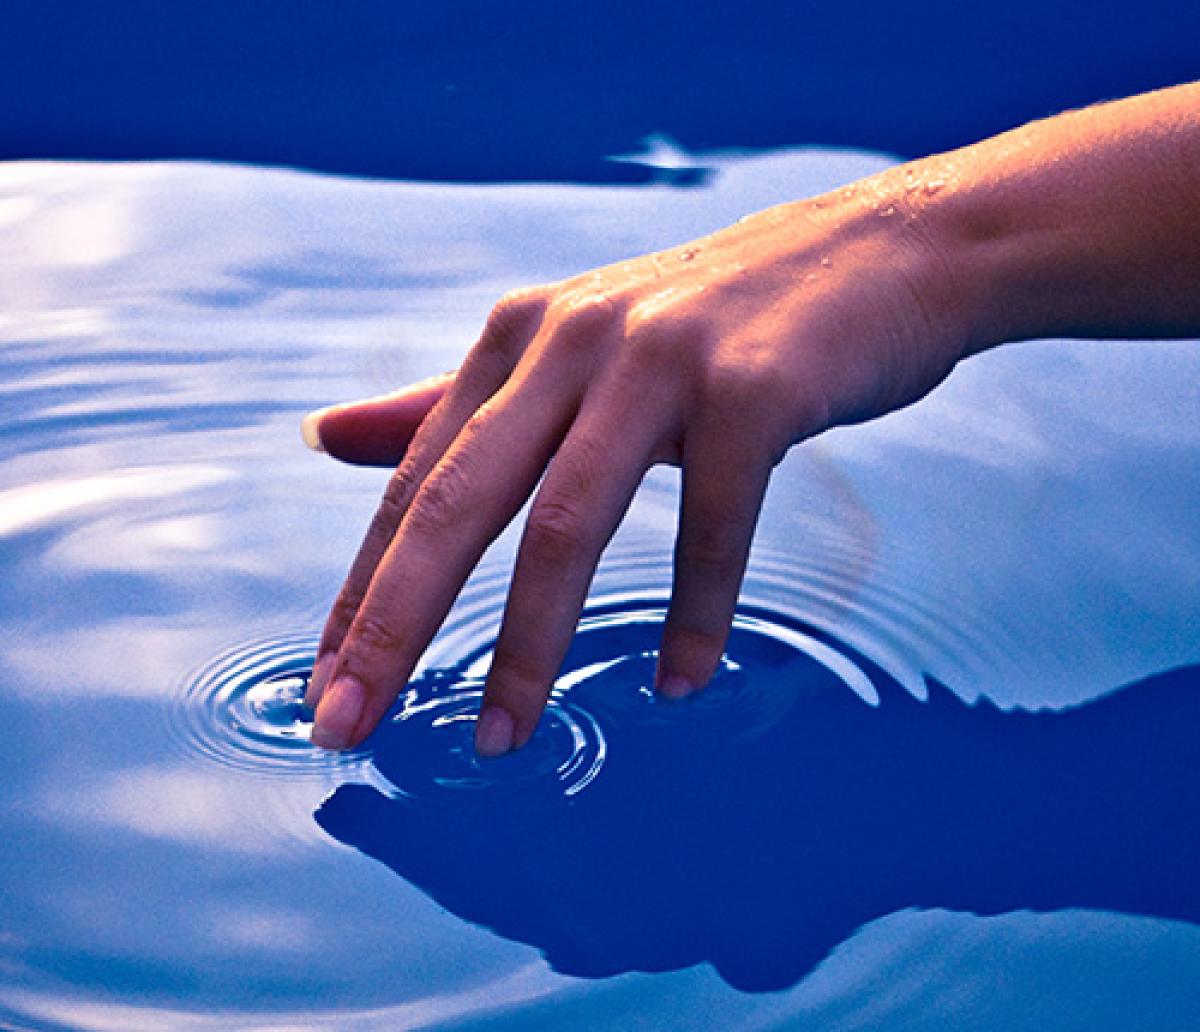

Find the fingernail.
xmin=305 ymin=652 xmax=336 ymax=709
xmin=658 ymin=674 xmax=696 ymax=700
xmin=311 ymin=675 xmax=365 ymax=750
xmin=475 ymin=705 xmax=514 ymax=758
xmin=300 ymin=407 xmax=330 ymax=453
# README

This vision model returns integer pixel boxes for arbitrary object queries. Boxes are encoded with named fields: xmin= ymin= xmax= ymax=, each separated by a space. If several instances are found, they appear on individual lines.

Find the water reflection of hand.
xmin=301 ymin=185 xmax=963 ymax=753
xmin=313 ymin=631 xmax=1200 ymax=991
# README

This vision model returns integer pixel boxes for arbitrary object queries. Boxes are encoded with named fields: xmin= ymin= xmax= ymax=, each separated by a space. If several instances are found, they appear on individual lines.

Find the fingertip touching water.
xmin=4 ymin=103 xmax=1200 ymax=1026
xmin=188 ymin=594 xmax=1200 ymax=992
xmin=301 ymin=83 xmax=1200 ymax=761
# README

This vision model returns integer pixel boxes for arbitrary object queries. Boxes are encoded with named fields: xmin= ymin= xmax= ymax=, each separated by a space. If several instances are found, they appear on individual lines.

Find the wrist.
xmin=770 ymin=171 xmax=982 ymax=419
xmin=909 ymin=152 xmax=1065 ymax=356
xmin=862 ymin=155 xmax=1018 ymax=362
xmin=836 ymin=161 xmax=982 ymax=371
xmin=904 ymin=84 xmax=1200 ymax=351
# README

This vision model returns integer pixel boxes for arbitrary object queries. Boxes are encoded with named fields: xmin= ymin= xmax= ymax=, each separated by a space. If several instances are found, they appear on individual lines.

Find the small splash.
xmin=241 ymin=671 xmax=311 ymax=738
xmin=172 ymin=636 xmax=368 ymax=778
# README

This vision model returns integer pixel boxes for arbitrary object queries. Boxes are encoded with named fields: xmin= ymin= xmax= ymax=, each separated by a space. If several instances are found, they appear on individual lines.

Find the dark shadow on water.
xmin=315 ymin=610 xmax=1200 ymax=992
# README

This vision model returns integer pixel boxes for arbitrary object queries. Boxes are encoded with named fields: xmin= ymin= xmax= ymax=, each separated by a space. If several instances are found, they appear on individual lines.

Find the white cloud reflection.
xmin=0 ymin=959 xmax=566 ymax=1032
xmin=35 ymin=764 xmax=324 ymax=857
xmin=0 ymin=466 xmax=235 ymax=539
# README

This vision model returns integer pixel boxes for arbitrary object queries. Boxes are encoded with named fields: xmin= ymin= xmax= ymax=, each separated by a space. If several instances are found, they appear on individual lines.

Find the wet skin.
xmin=304 ymin=82 xmax=1200 ymax=754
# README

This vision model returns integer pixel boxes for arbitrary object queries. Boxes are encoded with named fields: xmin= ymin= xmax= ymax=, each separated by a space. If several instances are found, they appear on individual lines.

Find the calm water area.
xmin=1 ymin=147 xmax=1198 ymax=1029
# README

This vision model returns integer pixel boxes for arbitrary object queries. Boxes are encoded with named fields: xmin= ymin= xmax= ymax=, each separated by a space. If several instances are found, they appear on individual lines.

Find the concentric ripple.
xmin=175 ymin=580 xmax=884 ymax=794
xmin=369 ymin=671 xmax=606 ymax=803
xmin=171 ymin=635 xmax=369 ymax=777
xmin=367 ymin=598 xmax=882 ymax=805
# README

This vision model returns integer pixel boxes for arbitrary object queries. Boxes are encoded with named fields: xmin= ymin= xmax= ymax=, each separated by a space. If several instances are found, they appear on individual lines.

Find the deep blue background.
xmin=3 ymin=1 xmax=1197 ymax=182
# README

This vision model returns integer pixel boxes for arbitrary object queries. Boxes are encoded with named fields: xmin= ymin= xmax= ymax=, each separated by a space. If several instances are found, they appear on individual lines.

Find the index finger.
xmin=305 ymin=290 xmax=546 ymax=708
xmin=309 ymin=367 xmax=578 ymax=750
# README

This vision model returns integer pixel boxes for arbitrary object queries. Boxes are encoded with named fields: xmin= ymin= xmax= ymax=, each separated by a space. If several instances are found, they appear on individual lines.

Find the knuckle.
xmin=524 ymin=497 xmax=589 ymax=565
xmin=350 ymin=610 xmax=407 ymax=660
xmin=546 ymin=290 xmax=623 ymax=354
xmin=699 ymin=356 xmax=796 ymax=450
xmin=376 ymin=462 xmax=421 ymax=526
xmin=706 ymin=343 xmax=830 ymax=441
xmin=496 ymin=284 xmax=550 ymax=315
xmin=361 ymin=464 xmax=421 ymax=552
xmin=457 ymin=405 xmax=492 ymax=443
xmin=683 ymin=518 xmax=743 ymax=574
xmin=623 ymin=304 xmax=702 ymax=375
xmin=553 ymin=430 xmax=607 ymax=496
xmin=405 ymin=456 xmax=471 ymax=537
xmin=327 ymin=584 xmax=365 ymax=635
xmin=703 ymin=352 xmax=769 ymax=409
xmin=477 ymin=288 xmax=546 ymax=361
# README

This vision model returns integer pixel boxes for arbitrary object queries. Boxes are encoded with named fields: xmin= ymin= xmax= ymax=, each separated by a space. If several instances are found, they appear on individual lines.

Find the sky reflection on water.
xmin=1 ymin=149 xmax=1198 ymax=1029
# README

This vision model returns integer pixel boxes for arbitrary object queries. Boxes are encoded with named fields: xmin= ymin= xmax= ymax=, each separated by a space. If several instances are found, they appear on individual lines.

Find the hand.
xmin=303 ymin=181 xmax=966 ymax=755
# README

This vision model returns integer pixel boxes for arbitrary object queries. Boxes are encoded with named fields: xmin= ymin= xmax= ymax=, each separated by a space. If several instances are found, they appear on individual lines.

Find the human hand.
xmin=303 ymin=177 xmax=968 ymax=755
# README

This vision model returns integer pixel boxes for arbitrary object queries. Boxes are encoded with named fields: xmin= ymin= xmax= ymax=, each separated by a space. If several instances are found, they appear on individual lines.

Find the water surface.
xmin=1 ymin=149 xmax=1198 ymax=1030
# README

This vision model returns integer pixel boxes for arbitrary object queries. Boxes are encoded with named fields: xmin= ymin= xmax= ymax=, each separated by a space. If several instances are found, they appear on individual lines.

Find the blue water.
xmin=4 ymin=1 xmax=1199 ymax=180
xmin=1 ymin=149 xmax=1199 ymax=1029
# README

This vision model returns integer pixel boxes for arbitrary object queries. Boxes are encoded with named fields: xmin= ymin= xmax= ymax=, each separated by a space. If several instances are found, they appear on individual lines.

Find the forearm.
xmin=892 ymin=81 xmax=1200 ymax=353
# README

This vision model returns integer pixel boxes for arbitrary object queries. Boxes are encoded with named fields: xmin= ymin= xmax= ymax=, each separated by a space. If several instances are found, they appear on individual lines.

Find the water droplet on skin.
xmin=922 ymin=180 xmax=945 ymax=196
xmin=804 ymin=273 xmax=818 ymax=283
xmin=820 ymin=256 xmax=832 ymax=268
xmin=679 ymin=247 xmax=700 ymax=262
xmin=878 ymin=206 xmax=896 ymax=218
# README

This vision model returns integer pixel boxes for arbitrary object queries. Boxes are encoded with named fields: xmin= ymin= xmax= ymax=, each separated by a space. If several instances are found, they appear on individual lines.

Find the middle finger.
xmin=310 ymin=364 xmax=579 ymax=749
xmin=477 ymin=374 xmax=677 ymax=753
